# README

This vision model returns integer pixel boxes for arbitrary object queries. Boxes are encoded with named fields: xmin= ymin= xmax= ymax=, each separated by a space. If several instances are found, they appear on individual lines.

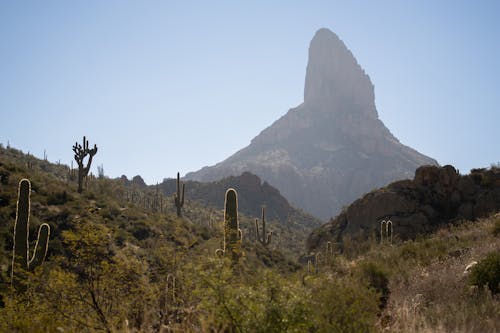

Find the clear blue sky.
xmin=1 ymin=1 xmax=499 ymax=184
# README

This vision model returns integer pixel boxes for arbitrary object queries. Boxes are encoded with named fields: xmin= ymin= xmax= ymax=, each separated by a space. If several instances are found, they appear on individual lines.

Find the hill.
xmin=157 ymin=171 xmax=321 ymax=230
xmin=186 ymin=28 xmax=437 ymax=219
xmin=0 ymin=144 xmax=498 ymax=332
xmin=307 ymin=164 xmax=500 ymax=252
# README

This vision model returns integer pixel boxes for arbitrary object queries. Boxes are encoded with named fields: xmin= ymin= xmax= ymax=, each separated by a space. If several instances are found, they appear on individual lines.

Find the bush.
xmin=358 ymin=261 xmax=390 ymax=308
xmin=309 ymin=276 xmax=380 ymax=332
xmin=47 ymin=191 xmax=69 ymax=205
xmin=469 ymin=252 xmax=500 ymax=294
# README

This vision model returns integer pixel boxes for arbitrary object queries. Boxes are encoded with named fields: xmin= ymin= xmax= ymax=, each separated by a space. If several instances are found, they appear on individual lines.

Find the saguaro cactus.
xmin=380 ymin=219 xmax=393 ymax=244
xmin=11 ymin=179 xmax=50 ymax=285
xmin=326 ymin=241 xmax=334 ymax=264
xmin=315 ymin=252 xmax=321 ymax=274
xmin=72 ymin=136 xmax=98 ymax=193
xmin=255 ymin=206 xmax=272 ymax=246
xmin=216 ymin=188 xmax=242 ymax=264
xmin=173 ymin=172 xmax=185 ymax=217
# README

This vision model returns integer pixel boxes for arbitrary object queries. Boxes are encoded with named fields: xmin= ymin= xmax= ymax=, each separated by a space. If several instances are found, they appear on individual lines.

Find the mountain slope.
xmin=158 ymin=171 xmax=321 ymax=230
xmin=307 ymin=164 xmax=500 ymax=251
xmin=186 ymin=28 xmax=437 ymax=219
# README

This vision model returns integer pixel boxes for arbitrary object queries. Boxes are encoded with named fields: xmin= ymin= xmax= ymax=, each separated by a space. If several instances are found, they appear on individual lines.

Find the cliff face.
xmin=186 ymin=28 xmax=437 ymax=219
xmin=307 ymin=165 xmax=500 ymax=251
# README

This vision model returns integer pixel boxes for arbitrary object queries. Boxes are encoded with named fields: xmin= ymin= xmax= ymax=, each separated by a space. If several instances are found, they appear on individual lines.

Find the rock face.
xmin=307 ymin=165 xmax=500 ymax=251
xmin=186 ymin=28 xmax=437 ymax=219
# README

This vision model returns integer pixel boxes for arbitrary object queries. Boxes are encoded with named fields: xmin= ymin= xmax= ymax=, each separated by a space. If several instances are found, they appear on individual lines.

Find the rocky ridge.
xmin=307 ymin=165 xmax=500 ymax=251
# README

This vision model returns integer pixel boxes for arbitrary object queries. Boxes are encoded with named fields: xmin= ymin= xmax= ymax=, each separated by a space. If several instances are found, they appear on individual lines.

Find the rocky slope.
xmin=307 ymin=165 xmax=500 ymax=251
xmin=186 ymin=28 xmax=437 ymax=219
xmin=158 ymin=171 xmax=322 ymax=229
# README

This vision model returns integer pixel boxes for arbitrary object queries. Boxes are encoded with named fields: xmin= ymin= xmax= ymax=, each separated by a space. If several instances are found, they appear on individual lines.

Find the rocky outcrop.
xmin=307 ymin=165 xmax=500 ymax=251
xmin=186 ymin=28 xmax=437 ymax=219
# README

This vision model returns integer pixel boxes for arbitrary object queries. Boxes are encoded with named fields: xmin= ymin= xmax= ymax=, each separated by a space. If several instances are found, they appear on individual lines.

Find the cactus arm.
xmin=28 ymin=223 xmax=50 ymax=270
xmin=215 ymin=248 xmax=224 ymax=257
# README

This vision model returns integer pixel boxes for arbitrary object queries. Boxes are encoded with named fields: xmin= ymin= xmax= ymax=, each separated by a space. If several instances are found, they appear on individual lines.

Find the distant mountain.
xmin=159 ymin=171 xmax=321 ymax=229
xmin=307 ymin=165 xmax=500 ymax=251
xmin=186 ymin=28 xmax=437 ymax=219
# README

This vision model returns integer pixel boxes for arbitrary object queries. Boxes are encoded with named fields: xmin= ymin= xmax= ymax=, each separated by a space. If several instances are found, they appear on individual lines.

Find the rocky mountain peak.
xmin=304 ymin=28 xmax=376 ymax=116
xmin=186 ymin=28 xmax=437 ymax=219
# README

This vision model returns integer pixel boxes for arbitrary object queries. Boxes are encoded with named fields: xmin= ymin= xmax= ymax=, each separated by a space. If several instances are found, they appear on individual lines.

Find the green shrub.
xmin=309 ymin=276 xmax=380 ymax=332
xmin=47 ymin=191 xmax=69 ymax=205
xmin=358 ymin=261 xmax=390 ymax=308
xmin=469 ymin=252 xmax=500 ymax=294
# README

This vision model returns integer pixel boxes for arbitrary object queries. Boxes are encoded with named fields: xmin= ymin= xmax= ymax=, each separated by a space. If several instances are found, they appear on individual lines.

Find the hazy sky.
xmin=1 ymin=1 xmax=499 ymax=184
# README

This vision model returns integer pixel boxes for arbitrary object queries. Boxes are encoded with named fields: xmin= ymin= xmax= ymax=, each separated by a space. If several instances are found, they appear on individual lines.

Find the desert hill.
xmin=307 ymin=164 xmax=500 ymax=251
xmin=158 ymin=171 xmax=321 ymax=230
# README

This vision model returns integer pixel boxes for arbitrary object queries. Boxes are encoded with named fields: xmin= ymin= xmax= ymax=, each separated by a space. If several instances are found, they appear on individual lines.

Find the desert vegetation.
xmin=0 ymin=144 xmax=498 ymax=332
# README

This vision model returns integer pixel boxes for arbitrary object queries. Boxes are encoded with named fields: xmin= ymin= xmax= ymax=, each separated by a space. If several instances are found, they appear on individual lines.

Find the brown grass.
xmin=383 ymin=214 xmax=500 ymax=333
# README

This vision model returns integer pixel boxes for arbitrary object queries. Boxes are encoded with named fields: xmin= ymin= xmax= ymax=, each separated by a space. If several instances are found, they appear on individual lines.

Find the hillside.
xmin=0 ymin=144 xmax=498 ymax=332
xmin=158 ymin=171 xmax=321 ymax=230
xmin=308 ymin=164 xmax=500 ymax=252
xmin=186 ymin=28 xmax=437 ymax=219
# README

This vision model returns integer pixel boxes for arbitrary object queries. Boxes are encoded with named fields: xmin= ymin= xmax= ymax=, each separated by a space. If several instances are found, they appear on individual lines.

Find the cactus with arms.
xmin=72 ymin=136 xmax=98 ymax=193
xmin=173 ymin=172 xmax=185 ymax=217
xmin=216 ymin=188 xmax=242 ymax=264
xmin=11 ymin=179 xmax=50 ymax=286
xmin=255 ymin=206 xmax=272 ymax=246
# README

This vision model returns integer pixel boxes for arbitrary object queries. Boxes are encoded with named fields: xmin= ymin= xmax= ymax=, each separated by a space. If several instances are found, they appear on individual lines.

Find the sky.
xmin=0 ymin=1 xmax=499 ymax=184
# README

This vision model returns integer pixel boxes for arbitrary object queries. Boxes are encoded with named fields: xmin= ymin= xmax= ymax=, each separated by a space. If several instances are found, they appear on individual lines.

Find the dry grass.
xmin=383 ymin=214 xmax=500 ymax=333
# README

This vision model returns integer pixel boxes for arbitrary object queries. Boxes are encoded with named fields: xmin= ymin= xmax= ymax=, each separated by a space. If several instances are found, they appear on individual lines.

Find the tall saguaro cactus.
xmin=11 ymin=179 xmax=50 ymax=286
xmin=216 ymin=188 xmax=242 ymax=264
xmin=380 ymin=219 xmax=393 ymax=244
xmin=255 ymin=206 xmax=272 ymax=246
xmin=174 ymin=172 xmax=185 ymax=217
xmin=72 ymin=136 xmax=98 ymax=193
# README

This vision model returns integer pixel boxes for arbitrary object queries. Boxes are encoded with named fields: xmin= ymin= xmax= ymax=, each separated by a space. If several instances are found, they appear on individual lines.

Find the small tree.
xmin=72 ymin=136 xmax=98 ymax=193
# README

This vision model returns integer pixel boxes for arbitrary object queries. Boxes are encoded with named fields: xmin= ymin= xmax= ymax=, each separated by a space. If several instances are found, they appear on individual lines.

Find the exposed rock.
xmin=186 ymin=28 xmax=437 ymax=219
xmin=131 ymin=175 xmax=147 ymax=188
xmin=307 ymin=165 xmax=500 ymax=251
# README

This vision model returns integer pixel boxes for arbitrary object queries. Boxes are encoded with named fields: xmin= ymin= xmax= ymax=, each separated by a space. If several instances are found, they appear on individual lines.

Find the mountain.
xmin=186 ymin=28 xmax=437 ymax=219
xmin=307 ymin=165 xmax=500 ymax=251
xmin=158 ymin=171 xmax=322 ymax=229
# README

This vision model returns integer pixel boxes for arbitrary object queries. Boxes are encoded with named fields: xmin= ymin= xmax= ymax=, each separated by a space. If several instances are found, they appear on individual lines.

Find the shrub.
xmin=358 ymin=261 xmax=390 ymax=308
xmin=47 ymin=191 xmax=69 ymax=205
xmin=469 ymin=252 xmax=500 ymax=294
xmin=309 ymin=276 xmax=380 ymax=332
